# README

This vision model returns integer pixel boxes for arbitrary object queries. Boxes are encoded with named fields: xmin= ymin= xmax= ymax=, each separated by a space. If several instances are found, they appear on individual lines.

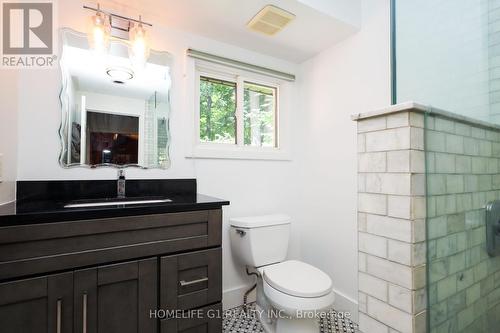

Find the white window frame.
xmin=187 ymin=59 xmax=292 ymax=161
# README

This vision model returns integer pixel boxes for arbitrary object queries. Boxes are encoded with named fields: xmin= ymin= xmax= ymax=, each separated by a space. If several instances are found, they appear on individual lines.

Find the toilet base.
xmin=255 ymin=304 xmax=319 ymax=333
xmin=255 ymin=277 xmax=323 ymax=333
xmin=276 ymin=316 xmax=319 ymax=333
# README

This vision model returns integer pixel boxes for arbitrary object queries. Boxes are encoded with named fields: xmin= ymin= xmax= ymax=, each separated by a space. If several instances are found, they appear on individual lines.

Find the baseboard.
xmin=223 ymin=284 xmax=256 ymax=310
xmin=332 ymin=288 xmax=358 ymax=324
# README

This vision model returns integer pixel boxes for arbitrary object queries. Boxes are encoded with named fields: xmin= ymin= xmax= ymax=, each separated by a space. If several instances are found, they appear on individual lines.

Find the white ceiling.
xmin=97 ymin=0 xmax=361 ymax=63
xmin=62 ymin=45 xmax=171 ymax=100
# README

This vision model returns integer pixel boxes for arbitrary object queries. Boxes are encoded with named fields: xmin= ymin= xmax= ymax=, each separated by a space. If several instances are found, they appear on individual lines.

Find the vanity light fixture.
xmin=129 ymin=16 xmax=150 ymax=68
xmin=87 ymin=4 xmax=111 ymax=54
xmin=84 ymin=4 xmax=152 ymax=65
xmin=106 ymin=67 xmax=134 ymax=83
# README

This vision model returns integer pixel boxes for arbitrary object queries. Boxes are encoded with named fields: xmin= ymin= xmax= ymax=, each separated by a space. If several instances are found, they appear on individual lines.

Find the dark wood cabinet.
xmin=73 ymin=258 xmax=157 ymax=333
xmin=0 ymin=209 xmax=224 ymax=333
xmin=161 ymin=248 xmax=222 ymax=311
xmin=0 ymin=272 xmax=73 ymax=333
xmin=161 ymin=303 xmax=223 ymax=333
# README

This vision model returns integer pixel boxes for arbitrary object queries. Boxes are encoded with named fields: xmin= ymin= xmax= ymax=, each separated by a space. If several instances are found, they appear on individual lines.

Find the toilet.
xmin=230 ymin=214 xmax=335 ymax=333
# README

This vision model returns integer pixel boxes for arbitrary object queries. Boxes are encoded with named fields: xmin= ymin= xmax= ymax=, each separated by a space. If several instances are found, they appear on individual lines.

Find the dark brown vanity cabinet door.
xmin=73 ymin=258 xmax=157 ymax=333
xmin=160 ymin=303 xmax=223 ymax=333
xmin=0 ymin=272 xmax=73 ymax=333
xmin=161 ymin=248 xmax=222 ymax=311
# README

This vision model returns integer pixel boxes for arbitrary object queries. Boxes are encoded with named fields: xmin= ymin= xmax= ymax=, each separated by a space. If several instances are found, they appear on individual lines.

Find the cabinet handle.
xmin=82 ymin=293 xmax=88 ymax=333
xmin=56 ymin=299 xmax=62 ymax=333
xmin=179 ymin=277 xmax=208 ymax=287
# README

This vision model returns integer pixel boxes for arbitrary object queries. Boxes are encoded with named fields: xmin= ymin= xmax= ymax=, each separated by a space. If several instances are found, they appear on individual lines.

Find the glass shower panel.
xmin=425 ymin=112 xmax=500 ymax=332
xmin=395 ymin=0 xmax=494 ymax=124
xmin=395 ymin=0 xmax=500 ymax=331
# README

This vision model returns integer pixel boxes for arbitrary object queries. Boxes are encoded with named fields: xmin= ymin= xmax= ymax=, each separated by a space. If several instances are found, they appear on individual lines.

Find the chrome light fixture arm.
xmin=83 ymin=5 xmax=153 ymax=29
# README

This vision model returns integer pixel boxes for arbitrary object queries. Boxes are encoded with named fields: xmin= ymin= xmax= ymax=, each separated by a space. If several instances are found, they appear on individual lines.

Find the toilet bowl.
xmin=230 ymin=214 xmax=335 ymax=333
xmin=260 ymin=260 xmax=335 ymax=333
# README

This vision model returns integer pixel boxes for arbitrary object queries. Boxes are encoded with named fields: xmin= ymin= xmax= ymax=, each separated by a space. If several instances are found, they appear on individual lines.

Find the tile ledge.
xmin=352 ymin=101 xmax=500 ymax=131
xmin=351 ymin=102 xmax=428 ymax=121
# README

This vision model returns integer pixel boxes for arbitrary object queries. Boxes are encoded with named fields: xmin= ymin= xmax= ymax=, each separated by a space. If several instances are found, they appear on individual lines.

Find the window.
xmin=197 ymin=67 xmax=279 ymax=149
xmin=243 ymin=82 xmax=277 ymax=147
xmin=199 ymin=76 xmax=237 ymax=144
xmin=190 ymin=58 xmax=293 ymax=160
xmin=198 ymin=77 xmax=278 ymax=148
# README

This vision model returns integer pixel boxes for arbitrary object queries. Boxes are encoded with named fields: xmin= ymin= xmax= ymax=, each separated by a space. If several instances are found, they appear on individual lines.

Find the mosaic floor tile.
xmin=223 ymin=303 xmax=360 ymax=333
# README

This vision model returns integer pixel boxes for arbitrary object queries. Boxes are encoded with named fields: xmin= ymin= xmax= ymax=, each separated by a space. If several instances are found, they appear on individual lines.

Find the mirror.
xmin=59 ymin=28 xmax=171 ymax=169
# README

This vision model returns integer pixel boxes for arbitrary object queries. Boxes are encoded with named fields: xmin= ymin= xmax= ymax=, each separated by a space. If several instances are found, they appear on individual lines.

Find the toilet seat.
xmin=263 ymin=278 xmax=335 ymax=315
xmin=257 ymin=260 xmax=335 ymax=316
xmin=262 ymin=260 xmax=333 ymax=298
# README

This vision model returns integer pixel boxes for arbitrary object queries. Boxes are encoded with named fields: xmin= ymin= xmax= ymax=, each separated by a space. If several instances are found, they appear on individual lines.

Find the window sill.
xmin=186 ymin=145 xmax=291 ymax=161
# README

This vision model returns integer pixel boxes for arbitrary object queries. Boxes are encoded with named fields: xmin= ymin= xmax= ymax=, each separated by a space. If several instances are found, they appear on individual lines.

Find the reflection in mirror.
xmin=59 ymin=28 xmax=171 ymax=169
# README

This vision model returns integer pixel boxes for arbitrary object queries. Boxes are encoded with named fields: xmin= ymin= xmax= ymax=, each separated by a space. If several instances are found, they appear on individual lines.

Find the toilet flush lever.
xmin=236 ymin=229 xmax=247 ymax=237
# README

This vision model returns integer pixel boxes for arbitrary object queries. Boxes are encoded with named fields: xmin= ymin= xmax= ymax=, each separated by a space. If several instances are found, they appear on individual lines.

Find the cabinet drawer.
xmin=161 ymin=248 xmax=222 ymax=311
xmin=0 ymin=209 xmax=222 ymax=280
xmin=160 ymin=303 xmax=222 ymax=333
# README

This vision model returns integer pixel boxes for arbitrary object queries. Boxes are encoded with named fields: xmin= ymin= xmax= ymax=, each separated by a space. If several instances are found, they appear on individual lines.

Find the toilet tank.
xmin=230 ymin=214 xmax=291 ymax=268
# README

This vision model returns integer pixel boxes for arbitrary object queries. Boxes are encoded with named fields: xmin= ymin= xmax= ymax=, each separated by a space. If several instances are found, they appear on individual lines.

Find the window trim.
xmin=188 ymin=59 xmax=291 ymax=161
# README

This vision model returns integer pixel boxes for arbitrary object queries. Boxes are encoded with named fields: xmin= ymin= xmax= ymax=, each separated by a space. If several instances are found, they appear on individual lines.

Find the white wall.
xmin=396 ymin=0 xmax=490 ymax=121
xmin=13 ymin=0 xmax=300 ymax=310
xmin=297 ymin=0 xmax=361 ymax=27
xmin=295 ymin=0 xmax=391 ymax=318
xmin=0 ymin=70 xmax=18 ymax=204
xmin=2 ymin=0 xmax=391 ymax=317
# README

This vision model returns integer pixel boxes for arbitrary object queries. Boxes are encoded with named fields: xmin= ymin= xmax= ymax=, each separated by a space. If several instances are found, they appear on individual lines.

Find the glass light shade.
xmin=87 ymin=12 xmax=111 ymax=54
xmin=129 ymin=23 xmax=150 ymax=68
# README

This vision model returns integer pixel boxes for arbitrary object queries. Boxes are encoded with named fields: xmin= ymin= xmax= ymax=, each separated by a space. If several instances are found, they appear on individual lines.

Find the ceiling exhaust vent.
xmin=247 ymin=5 xmax=296 ymax=36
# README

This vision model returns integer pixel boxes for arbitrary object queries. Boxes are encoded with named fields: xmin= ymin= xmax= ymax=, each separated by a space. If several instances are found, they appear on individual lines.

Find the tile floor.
xmin=223 ymin=303 xmax=360 ymax=333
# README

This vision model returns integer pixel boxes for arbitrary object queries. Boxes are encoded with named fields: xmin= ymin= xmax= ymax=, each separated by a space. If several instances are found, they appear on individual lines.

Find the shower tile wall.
xmin=355 ymin=110 xmax=427 ymax=333
xmin=426 ymin=114 xmax=500 ymax=332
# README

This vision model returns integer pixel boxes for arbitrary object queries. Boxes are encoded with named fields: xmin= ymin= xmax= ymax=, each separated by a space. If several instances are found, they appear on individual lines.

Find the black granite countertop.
xmin=0 ymin=179 xmax=229 ymax=226
xmin=0 ymin=194 xmax=229 ymax=226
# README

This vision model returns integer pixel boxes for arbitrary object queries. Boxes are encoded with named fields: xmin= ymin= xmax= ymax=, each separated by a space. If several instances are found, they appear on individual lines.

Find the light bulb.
xmin=87 ymin=10 xmax=110 ymax=54
xmin=129 ymin=21 xmax=150 ymax=68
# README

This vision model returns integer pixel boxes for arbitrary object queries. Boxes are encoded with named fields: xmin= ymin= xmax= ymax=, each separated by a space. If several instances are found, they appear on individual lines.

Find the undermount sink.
xmin=64 ymin=196 xmax=172 ymax=208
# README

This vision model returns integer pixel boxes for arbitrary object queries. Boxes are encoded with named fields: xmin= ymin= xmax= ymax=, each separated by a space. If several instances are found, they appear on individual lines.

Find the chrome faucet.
xmin=117 ymin=170 xmax=126 ymax=198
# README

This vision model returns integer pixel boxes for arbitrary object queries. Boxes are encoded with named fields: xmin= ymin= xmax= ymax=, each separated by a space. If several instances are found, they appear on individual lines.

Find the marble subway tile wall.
xmin=355 ymin=110 xmax=427 ymax=333
xmin=426 ymin=114 xmax=500 ymax=333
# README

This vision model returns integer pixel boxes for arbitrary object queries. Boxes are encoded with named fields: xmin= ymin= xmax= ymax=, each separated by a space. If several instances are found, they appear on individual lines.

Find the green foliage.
xmin=243 ymin=84 xmax=275 ymax=147
xmin=199 ymin=77 xmax=276 ymax=147
xmin=199 ymin=78 xmax=236 ymax=143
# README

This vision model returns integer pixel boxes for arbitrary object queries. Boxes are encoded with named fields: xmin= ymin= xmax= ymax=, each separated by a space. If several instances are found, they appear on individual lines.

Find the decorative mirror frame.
xmin=58 ymin=28 xmax=172 ymax=169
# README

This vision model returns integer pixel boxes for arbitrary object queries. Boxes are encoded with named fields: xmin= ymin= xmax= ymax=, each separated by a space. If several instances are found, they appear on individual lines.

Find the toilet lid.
xmin=230 ymin=214 xmax=291 ymax=228
xmin=263 ymin=260 xmax=333 ymax=298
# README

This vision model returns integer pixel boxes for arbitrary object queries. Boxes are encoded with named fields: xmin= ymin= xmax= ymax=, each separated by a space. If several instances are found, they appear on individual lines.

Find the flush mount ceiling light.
xmin=247 ymin=5 xmax=296 ymax=36
xmin=106 ymin=67 xmax=134 ymax=83
xmin=84 ymin=4 xmax=152 ymax=66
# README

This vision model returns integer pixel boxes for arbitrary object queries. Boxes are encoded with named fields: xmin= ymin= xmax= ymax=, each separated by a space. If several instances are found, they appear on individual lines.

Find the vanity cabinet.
xmin=0 ymin=208 xmax=224 ymax=333
xmin=160 ymin=303 xmax=223 ymax=333
xmin=161 ymin=248 xmax=222 ymax=311
xmin=73 ymin=258 xmax=157 ymax=333
xmin=0 ymin=272 xmax=73 ymax=333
